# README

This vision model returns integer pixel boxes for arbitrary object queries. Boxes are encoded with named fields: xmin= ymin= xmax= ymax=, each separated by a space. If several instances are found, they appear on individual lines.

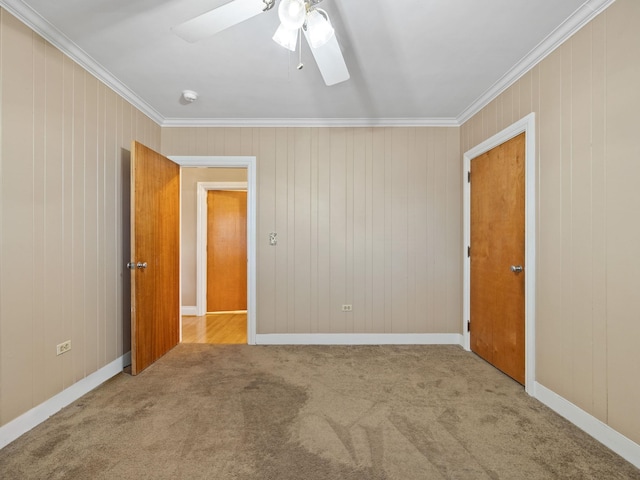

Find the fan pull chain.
xmin=297 ymin=28 xmax=304 ymax=70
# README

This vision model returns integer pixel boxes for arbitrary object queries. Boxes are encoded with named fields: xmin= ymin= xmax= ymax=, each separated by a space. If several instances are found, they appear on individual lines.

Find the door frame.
xmin=170 ymin=156 xmax=257 ymax=346
xmin=197 ymin=182 xmax=248 ymax=315
xmin=463 ymin=113 xmax=536 ymax=393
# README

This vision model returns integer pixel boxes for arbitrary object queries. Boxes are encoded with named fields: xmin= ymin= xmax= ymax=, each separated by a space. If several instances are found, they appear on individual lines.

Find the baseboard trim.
xmin=181 ymin=306 xmax=198 ymax=316
xmin=534 ymin=382 xmax=640 ymax=469
xmin=255 ymin=333 xmax=464 ymax=346
xmin=0 ymin=353 xmax=129 ymax=450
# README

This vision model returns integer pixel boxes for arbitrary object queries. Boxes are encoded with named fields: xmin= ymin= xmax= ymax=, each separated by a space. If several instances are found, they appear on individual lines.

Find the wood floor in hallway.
xmin=182 ymin=313 xmax=247 ymax=344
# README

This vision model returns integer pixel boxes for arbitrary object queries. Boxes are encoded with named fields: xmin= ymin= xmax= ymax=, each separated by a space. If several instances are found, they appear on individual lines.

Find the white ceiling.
xmin=1 ymin=0 xmax=612 ymax=125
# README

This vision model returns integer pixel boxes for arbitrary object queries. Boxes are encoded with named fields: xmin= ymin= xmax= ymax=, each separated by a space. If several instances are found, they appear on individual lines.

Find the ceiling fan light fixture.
xmin=305 ymin=9 xmax=334 ymax=48
xmin=272 ymin=23 xmax=298 ymax=51
xmin=278 ymin=0 xmax=307 ymax=30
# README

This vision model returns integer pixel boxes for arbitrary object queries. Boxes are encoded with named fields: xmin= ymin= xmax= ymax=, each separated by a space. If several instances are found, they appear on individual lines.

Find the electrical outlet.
xmin=56 ymin=340 xmax=71 ymax=356
xmin=341 ymin=304 xmax=352 ymax=312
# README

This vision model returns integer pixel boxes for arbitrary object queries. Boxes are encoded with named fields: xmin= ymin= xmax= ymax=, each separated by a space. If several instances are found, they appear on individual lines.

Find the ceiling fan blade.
xmin=303 ymin=31 xmax=350 ymax=86
xmin=173 ymin=0 xmax=267 ymax=43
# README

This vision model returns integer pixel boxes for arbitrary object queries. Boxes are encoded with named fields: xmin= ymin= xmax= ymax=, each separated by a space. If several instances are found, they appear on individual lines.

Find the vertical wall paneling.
xmin=559 ymin=41 xmax=574 ymax=400
xmin=293 ymin=129 xmax=312 ymax=333
xmin=501 ymin=83 xmax=514 ymax=130
xmin=0 ymin=8 xmax=3 ymax=424
xmin=370 ymin=128 xmax=386 ymax=332
xmin=382 ymin=129 xmax=393 ymax=333
xmin=309 ymin=128 xmax=320 ymax=333
xmin=344 ymin=129 xmax=354 ymax=333
xmin=329 ymin=129 xmax=347 ymax=333
xmin=570 ymin=24 xmax=595 ymax=413
xmin=519 ymin=72 xmax=533 ymax=132
xmin=71 ymin=62 xmax=86 ymax=383
xmin=0 ymin=8 xmax=161 ymax=427
xmin=44 ymin=40 xmax=65 ymax=402
xmin=61 ymin=55 xmax=74 ymax=390
xmin=536 ymin=49 xmax=564 ymax=394
xmin=84 ymin=74 xmax=99 ymax=376
xmin=352 ymin=128 xmax=367 ymax=332
xmin=257 ymin=128 xmax=277 ymax=334
xmin=286 ymin=129 xmax=296 ymax=332
xmin=224 ymin=128 xmax=241 ymax=156
xmin=104 ymin=89 xmax=117 ymax=364
xmin=363 ymin=128 xmax=374 ymax=332
xmin=413 ymin=129 xmax=429 ymax=332
xmin=32 ymin=30 xmax=46 ymax=406
xmin=460 ymin=0 xmax=640 ymax=446
xmin=589 ymin=12 xmax=608 ymax=423
xmin=316 ymin=128 xmax=332 ymax=332
xmin=604 ymin=0 xmax=640 ymax=444
xmin=1 ymin=10 xmax=37 ymax=423
xmin=390 ymin=128 xmax=408 ymax=333
xmin=162 ymin=126 xmax=462 ymax=339
xmin=274 ymin=128 xmax=289 ymax=333
xmin=445 ymin=127 xmax=462 ymax=335
xmin=405 ymin=128 xmax=417 ymax=334
xmin=432 ymin=129 xmax=447 ymax=332
xmin=425 ymin=129 xmax=436 ymax=331
xmin=97 ymin=82 xmax=107 ymax=368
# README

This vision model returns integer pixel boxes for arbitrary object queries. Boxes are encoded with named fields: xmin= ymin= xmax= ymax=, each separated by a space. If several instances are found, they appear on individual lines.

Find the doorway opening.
xmin=463 ymin=113 xmax=536 ymax=393
xmin=194 ymin=183 xmax=247 ymax=344
xmin=170 ymin=156 xmax=257 ymax=345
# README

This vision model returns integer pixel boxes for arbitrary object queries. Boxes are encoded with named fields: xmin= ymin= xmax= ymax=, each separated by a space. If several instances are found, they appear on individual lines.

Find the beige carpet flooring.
xmin=0 ymin=344 xmax=638 ymax=479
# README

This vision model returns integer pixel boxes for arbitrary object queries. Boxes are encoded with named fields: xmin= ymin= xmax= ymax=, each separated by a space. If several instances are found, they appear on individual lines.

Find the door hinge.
xmin=467 ymin=320 xmax=470 ymax=332
xmin=467 ymin=171 xmax=471 ymax=183
xmin=467 ymin=246 xmax=470 ymax=257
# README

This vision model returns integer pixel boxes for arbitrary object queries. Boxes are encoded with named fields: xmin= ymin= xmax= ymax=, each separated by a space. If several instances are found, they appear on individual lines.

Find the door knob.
xmin=127 ymin=262 xmax=148 ymax=270
xmin=510 ymin=265 xmax=523 ymax=273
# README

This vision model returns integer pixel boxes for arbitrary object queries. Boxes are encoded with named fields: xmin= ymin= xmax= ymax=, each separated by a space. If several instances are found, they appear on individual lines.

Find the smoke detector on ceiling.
xmin=182 ymin=90 xmax=199 ymax=103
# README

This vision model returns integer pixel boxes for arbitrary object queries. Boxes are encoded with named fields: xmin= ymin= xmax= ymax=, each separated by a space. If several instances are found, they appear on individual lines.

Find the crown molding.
xmin=0 ymin=0 xmax=457 ymax=129
xmin=2 ymin=0 xmax=615 ymax=129
xmin=0 ymin=0 xmax=165 ymax=125
xmin=161 ymin=117 xmax=460 ymax=127
xmin=456 ymin=0 xmax=616 ymax=125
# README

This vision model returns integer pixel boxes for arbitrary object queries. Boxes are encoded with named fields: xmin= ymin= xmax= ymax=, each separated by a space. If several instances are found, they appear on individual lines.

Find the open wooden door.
xmin=470 ymin=133 xmax=525 ymax=384
xmin=129 ymin=141 xmax=180 ymax=375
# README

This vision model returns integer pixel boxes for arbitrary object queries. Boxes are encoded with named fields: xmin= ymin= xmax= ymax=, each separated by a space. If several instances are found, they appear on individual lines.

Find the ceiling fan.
xmin=172 ymin=0 xmax=350 ymax=86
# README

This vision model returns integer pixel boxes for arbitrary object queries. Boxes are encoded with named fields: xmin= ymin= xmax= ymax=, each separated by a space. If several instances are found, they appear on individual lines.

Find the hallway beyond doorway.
xmin=182 ymin=313 xmax=247 ymax=344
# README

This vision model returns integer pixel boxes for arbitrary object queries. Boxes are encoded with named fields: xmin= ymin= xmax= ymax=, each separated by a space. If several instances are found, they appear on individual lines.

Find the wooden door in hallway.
xmin=130 ymin=141 xmax=180 ymax=375
xmin=470 ymin=133 xmax=525 ymax=384
xmin=207 ymin=190 xmax=247 ymax=312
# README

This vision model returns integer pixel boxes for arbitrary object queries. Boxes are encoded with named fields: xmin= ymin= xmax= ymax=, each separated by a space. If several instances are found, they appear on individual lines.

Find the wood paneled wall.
xmin=162 ymin=127 xmax=461 ymax=335
xmin=0 ymin=9 xmax=160 ymax=425
xmin=461 ymin=0 xmax=640 ymax=445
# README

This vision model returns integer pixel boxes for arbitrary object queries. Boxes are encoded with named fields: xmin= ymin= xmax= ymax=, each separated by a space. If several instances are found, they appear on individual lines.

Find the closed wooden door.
xmin=470 ymin=133 xmax=525 ymax=384
xmin=130 ymin=141 xmax=180 ymax=375
xmin=207 ymin=190 xmax=247 ymax=312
